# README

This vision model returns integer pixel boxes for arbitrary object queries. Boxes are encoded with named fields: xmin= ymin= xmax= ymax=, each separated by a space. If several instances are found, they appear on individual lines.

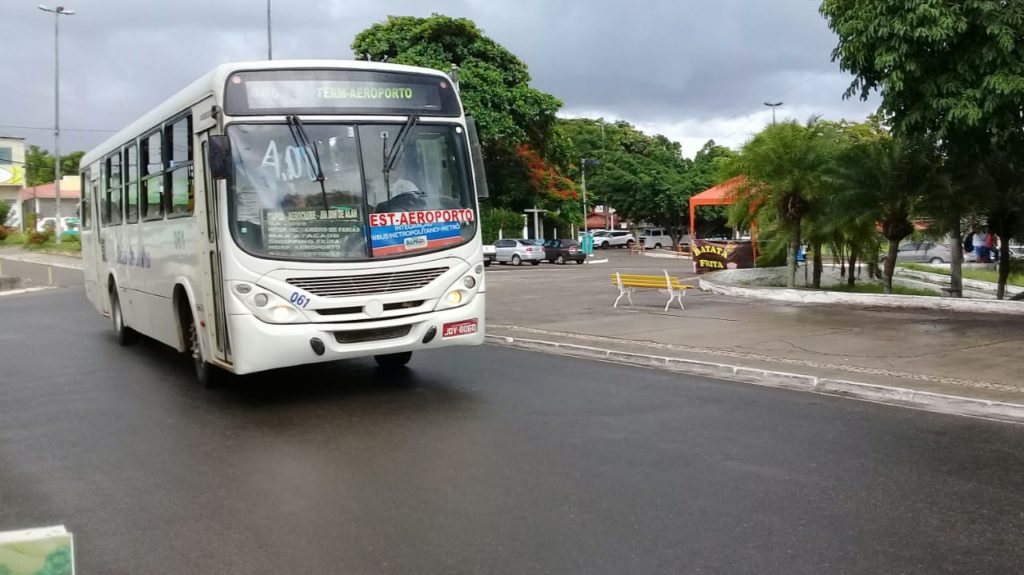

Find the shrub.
xmin=482 ymin=207 xmax=525 ymax=244
xmin=0 ymin=202 xmax=10 ymax=226
xmin=27 ymin=229 xmax=53 ymax=245
xmin=0 ymin=226 xmax=7 ymax=241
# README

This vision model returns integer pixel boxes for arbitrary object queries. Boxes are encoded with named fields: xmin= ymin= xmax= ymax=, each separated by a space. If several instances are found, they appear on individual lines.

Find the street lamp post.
xmin=266 ymin=0 xmax=272 ymax=59
xmin=764 ymin=101 xmax=783 ymax=125
xmin=581 ymin=158 xmax=601 ymax=235
xmin=39 ymin=4 xmax=75 ymax=244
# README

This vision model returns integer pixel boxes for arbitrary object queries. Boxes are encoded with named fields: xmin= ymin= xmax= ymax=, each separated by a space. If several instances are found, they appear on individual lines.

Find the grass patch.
xmin=24 ymin=239 xmax=81 ymax=253
xmin=0 ymin=232 xmax=26 ymax=246
xmin=825 ymin=283 xmax=939 ymax=297
xmin=901 ymin=263 xmax=1024 ymax=288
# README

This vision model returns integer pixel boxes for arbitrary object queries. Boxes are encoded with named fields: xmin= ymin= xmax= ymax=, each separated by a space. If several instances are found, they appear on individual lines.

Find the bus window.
xmin=81 ymin=171 xmax=90 ymax=230
xmin=226 ymin=123 xmax=366 ymax=258
xmin=168 ymin=115 xmax=194 ymax=218
xmin=143 ymin=131 xmax=164 ymax=220
xmin=125 ymin=144 xmax=139 ymax=224
xmin=105 ymin=152 xmax=122 ymax=226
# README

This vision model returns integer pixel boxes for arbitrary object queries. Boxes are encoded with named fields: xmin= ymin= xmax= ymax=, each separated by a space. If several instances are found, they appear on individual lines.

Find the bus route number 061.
xmin=289 ymin=292 xmax=311 ymax=308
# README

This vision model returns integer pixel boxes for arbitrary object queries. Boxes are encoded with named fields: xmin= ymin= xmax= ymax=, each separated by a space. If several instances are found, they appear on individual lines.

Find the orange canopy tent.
xmin=689 ymin=175 xmax=758 ymax=260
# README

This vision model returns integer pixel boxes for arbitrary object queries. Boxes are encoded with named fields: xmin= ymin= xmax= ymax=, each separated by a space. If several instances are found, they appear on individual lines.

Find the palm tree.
xmin=726 ymin=119 xmax=838 ymax=288
xmin=827 ymin=136 xmax=943 ymax=294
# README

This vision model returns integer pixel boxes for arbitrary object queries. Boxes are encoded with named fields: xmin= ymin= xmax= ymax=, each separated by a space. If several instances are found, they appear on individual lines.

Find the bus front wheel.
xmin=187 ymin=314 xmax=223 ymax=388
xmin=110 ymin=288 xmax=138 ymax=346
xmin=375 ymin=352 xmax=412 ymax=369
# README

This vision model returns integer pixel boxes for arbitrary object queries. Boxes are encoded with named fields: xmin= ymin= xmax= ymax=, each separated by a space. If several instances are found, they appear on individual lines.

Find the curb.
xmin=698 ymin=277 xmax=1024 ymax=316
xmin=895 ymin=267 xmax=1023 ymax=298
xmin=485 ymin=334 xmax=1024 ymax=424
xmin=0 ymin=286 xmax=58 ymax=297
xmin=0 ymin=255 xmax=83 ymax=271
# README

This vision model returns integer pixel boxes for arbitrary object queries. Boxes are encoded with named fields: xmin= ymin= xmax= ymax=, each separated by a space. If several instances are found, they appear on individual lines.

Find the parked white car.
xmin=595 ymin=230 xmax=635 ymax=249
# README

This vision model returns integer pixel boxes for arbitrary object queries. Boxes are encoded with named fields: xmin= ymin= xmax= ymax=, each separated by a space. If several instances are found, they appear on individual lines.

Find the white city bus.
xmin=80 ymin=60 xmax=488 ymax=385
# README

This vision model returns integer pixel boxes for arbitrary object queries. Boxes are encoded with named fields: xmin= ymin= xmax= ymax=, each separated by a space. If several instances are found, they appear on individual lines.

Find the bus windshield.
xmin=227 ymin=122 xmax=476 ymax=260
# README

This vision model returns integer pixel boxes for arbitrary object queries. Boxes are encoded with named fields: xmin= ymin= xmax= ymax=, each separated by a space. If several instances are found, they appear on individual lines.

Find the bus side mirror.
xmin=466 ymin=117 xmax=489 ymax=200
xmin=208 ymin=135 xmax=233 ymax=180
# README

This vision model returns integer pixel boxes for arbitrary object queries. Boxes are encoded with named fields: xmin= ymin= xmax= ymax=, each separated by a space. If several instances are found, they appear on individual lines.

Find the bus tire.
xmin=186 ymin=312 xmax=223 ymax=388
xmin=375 ymin=352 xmax=412 ymax=369
xmin=110 ymin=287 xmax=138 ymax=346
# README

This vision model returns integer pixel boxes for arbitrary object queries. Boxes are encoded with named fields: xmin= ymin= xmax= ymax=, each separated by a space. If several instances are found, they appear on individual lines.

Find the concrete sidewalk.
xmin=484 ymin=251 xmax=1024 ymax=413
xmin=0 ymin=247 xmax=83 ymax=270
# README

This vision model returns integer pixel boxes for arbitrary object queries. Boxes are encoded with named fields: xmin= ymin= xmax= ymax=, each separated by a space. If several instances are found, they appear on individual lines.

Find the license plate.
xmin=442 ymin=319 xmax=478 ymax=338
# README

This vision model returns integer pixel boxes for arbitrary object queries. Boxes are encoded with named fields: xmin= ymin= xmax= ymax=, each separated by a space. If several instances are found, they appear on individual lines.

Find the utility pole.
xmin=580 ymin=158 xmax=601 ymax=234
xmin=267 ymin=0 xmax=273 ymax=59
xmin=39 ymin=5 xmax=75 ymax=244
xmin=764 ymin=101 xmax=783 ymax=125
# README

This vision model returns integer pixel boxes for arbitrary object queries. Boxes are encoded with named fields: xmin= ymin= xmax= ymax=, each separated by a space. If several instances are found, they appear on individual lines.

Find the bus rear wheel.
xmin=375 ymin=352 xmax=412 ymax=369
xmin=110 ymin=288 xmax=137 ymax=346
xmin=187 ymin=314 xmax=223 ymax=388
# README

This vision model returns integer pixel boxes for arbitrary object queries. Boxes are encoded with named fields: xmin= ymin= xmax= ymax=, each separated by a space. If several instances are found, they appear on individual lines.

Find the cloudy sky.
xmin=3 ymin=0 xmax=876 ymax=158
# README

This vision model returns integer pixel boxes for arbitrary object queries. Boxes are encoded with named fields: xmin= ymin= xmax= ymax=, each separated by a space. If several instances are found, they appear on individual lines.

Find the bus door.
xmin=81 ymin=169 xmax=102 ymax=309
xmin=196 ymin=130 xmax=230 ymax=362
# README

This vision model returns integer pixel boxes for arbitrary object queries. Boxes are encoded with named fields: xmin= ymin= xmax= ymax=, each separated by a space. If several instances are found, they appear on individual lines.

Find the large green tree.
xmin=557 ymin=118 xmax=731 ymax=246
xmin=25 ymin=145 xmax=84 ymax=186
xmin=821 ymin=0 xmax=1024 ymax=298
xmin=351 ymin=15 xmax=565 ymax=214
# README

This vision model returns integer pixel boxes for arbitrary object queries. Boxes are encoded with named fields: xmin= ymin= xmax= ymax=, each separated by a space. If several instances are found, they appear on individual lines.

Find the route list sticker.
xmin=262 ymin=208 xmax=362 ymax=257
xmin=369 ymin=209 xmax=474 ymax=256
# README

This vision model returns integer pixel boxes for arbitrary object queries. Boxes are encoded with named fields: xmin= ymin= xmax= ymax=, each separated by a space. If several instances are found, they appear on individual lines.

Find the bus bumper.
xmin=225 ymin=294 xmax=486 ymax=375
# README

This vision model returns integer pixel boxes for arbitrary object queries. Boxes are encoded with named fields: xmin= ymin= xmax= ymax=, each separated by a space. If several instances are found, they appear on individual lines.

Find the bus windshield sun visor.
xmin=285 ymin=115 xmax=329 ymax=209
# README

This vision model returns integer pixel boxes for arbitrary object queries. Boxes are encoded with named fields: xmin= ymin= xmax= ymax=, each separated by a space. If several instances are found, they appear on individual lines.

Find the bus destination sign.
xmin=225 ymin=70 xmax=461 ymax=117
xmin=246 ymin=80 xmax=441 ymax=112
xmin=261 ymin=208 xmax=363 ymax=258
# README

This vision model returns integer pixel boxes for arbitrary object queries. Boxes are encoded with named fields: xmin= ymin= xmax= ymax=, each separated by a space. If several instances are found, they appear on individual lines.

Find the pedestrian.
xmin=972 ymin=230 xmax=987 ymax=263
xmin=984 ymin=231 xmax=995 ymax=263
xmin=963 ymin=231 xmax=974 ymax=254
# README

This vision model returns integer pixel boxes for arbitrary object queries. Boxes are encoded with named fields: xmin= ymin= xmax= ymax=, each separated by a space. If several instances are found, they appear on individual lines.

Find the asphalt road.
xmin=2 ymin=287 xmax=1024 ymax=574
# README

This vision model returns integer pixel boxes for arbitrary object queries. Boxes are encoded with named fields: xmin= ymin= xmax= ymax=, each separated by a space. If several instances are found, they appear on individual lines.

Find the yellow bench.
xmin=611 ymin=270 xmax=695 ymax=311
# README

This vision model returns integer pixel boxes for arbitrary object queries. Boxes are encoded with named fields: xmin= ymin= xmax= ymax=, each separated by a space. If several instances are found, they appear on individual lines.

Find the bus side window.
xmin=167 ymin=115 xmax=194 ymax=218
xmin=81 ymin=171 xmax=90 ymax=230
xmin=142 ymin=130 xmax=164 ymax=221
xmin=105 ymin=152 xmax=122 ymax=225
xmin=125 ymin=144 xmax=139 ymax=224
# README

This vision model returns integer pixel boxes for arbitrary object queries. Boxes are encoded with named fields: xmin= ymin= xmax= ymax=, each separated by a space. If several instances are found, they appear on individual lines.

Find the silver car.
xmin=494 ymin=239 xmax=545 ymax=266
xmin=891 ymin=241 xmax=953 ymax=264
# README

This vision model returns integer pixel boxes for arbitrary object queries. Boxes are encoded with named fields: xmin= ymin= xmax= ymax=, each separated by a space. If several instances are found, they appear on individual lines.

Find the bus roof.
xmin=80 ymin=60 xmax=453 ymax=169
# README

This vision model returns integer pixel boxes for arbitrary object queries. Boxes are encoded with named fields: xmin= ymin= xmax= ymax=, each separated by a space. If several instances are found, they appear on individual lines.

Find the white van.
xmin=639 ymin=228 xmax=671 ymax=249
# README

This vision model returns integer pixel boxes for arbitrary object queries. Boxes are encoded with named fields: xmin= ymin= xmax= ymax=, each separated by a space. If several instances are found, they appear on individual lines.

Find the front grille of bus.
xmin=316 ymin=301 xmax=426 ymax=317
xmin=288 ymin=267 xmax=449 ymax=298
xmin=333 ymin=325 xmax=412 ymax=344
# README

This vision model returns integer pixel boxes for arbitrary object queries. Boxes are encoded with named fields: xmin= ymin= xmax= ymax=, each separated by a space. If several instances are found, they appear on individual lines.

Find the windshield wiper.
xmin=285 ymin=115 xmax=329 ymax=209
xmin=382 ymin=115 xmax=419 ymax=200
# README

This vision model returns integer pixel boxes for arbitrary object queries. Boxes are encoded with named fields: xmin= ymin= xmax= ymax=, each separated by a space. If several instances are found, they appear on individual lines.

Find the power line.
xmin=0 ymin=124 xmax=116 ymax=133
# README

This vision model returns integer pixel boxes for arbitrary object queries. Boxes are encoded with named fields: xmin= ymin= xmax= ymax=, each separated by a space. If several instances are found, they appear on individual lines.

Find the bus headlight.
xmin=229 ymin=282 xmax=307 ymax=324
xmin=268 ymin=304 xmax=299 ymax=323
xmin=435 ymin=273 xmax=480 ymax=311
